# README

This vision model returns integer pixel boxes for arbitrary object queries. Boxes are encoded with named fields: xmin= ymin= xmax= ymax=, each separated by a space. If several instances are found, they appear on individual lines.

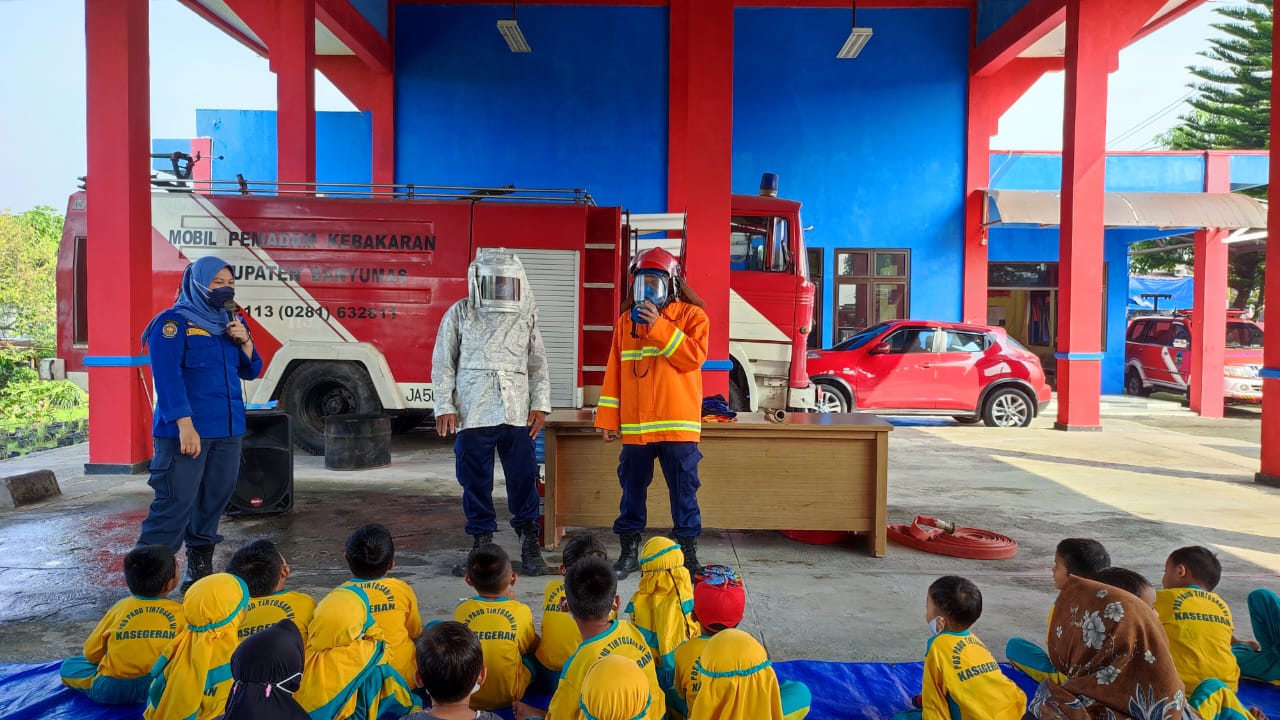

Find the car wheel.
xmin=1124 ymin=369 xmax=1151 ymax=397
xmin=280 ymin=361 xmax=384 ymax=454
xmin=953 ymin=416 xmax=981 ymax=425
xmin=982 ymin=387 xmax=1033 ymax=428
xmin=814 ymin=380 xmax=850 ymax=413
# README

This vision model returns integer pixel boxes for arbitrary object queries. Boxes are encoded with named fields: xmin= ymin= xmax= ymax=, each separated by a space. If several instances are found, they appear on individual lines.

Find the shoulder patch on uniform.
xmin=186 ymin=327 xmax=211 ymax=337
xmin=161 ymin=320 xmax=179 ymax=339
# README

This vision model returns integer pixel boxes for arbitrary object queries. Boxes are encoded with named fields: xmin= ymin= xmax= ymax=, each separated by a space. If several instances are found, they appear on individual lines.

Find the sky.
xmin=0 ymin=0 xmax=1238 ymax=212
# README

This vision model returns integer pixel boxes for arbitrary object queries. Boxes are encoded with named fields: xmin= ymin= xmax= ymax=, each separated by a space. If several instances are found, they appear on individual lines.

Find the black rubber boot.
xmin=517 ymin=523 xmax=549 ymax=576
xmin=674 ymin=535 xmax=704 ymax=581
xmin=614 ymin=532 xmax=643 ymax=580
xmin=451 ymin=533 xmax=494 ymax=577
xmin=181 ymin=544 xmax=215 ymax=592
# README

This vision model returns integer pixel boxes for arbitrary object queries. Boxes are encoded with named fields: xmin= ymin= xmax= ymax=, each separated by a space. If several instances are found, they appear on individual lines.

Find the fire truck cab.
xmin=55 ymin=174 xmax=814 ymax=453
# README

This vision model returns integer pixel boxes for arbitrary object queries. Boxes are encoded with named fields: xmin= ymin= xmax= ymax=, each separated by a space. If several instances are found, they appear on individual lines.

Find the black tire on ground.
xmin=982 ymin=387 xmax=1034 ymax=428
xmin=814 ymin=380 xmax=850 ymax=413
xmin=728 ymin=373 xmax=749 ymax=412
xmin=390 ymin=412 xmax=429 ymax=434
xmin=279 ymin=361 xmax=383 ymax=455
xmin=1125 ymin=368 xmax=1151 ymax=397
xmin=953 ymin=416 xmax=981 ymax=424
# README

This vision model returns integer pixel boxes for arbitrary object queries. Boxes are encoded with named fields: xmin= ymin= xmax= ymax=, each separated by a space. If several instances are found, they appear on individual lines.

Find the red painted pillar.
xmin=1257 ymin=17 xmax=1280 ymax=485
xmin=964 ymin=59 xmax=1060 ymax=323
xmin=1189 ymin=153 xmax=1231 ymax=419
xmin=84 ymin=0 xmax=153 ymax=472
xmin=273 ymin=0 xmax=316 ymax=191
xmin=371 ymin=70 xmax=396 ymax=189
xmin=668 ymin=0 xmax=732 ymax=398
xmin=1055 ymin=0 xmax=1164 ymax=431
xmin=1189 ymin=228 xmax=1228 ymax=418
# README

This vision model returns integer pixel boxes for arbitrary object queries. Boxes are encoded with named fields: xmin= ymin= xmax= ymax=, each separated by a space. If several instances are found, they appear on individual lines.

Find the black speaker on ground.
xmin=227 ymin=410 xmax=294 ymax=516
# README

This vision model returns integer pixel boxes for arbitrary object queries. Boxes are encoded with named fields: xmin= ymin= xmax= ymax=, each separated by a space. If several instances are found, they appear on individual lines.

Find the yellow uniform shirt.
xmin=536 ymin=579 xmax=580 ymax=673
xmin=77 ymin=595 xmax=185 ymax=681
xmin=670 ymin=634 xmax=711 ymax=719
xmin=239 ymin=590 xmax=316 ymax=644
xmin=343 ymin=577 xmax=423 ymax=687
xmin=1155 ymin=586 xmax=1241 ymax=692
xmin=922 ymin=631 xmax=1026 ymax=720
xmin=455 ymin=596 xmax=539 ymax=710
xmin=547 ymin=619 xmax=667 ymax=720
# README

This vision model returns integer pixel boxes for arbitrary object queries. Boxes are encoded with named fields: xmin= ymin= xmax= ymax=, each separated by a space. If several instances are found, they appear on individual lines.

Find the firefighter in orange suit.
xmin=595 ymin=247 xmax=709 ymax=581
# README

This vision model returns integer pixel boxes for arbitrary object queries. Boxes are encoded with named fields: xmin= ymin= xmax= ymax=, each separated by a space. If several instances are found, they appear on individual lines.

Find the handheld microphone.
xmin=223 ymin=299 xmax=237 ymax=324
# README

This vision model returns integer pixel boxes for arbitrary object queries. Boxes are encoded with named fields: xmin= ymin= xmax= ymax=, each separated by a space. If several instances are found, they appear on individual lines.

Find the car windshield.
xmin=1226 ymin=322 xmax=1264 ymax=349
xmin=829 ymin=323 xmax=892 ymax=351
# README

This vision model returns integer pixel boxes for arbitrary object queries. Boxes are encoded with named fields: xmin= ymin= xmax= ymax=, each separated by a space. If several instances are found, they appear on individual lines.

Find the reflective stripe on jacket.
xmin=595 ymin=302 xmax=708 ymax=445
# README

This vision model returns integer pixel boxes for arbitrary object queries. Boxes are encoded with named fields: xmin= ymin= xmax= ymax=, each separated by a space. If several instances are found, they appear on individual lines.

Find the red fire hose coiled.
xmin=886 ymin=515 xmax=1018 ymax=560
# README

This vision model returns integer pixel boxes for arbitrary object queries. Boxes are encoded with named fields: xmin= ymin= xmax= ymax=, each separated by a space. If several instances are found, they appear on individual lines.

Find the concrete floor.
xmin=2 ymin=397 xmax=1277 ymax=666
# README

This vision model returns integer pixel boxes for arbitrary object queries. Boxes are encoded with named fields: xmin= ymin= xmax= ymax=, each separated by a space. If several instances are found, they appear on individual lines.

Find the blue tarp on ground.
xmin=1130 ymin=275 xmax=1195 ymax=311
xmin=4 ymin=660 xmax=1278 ymax=720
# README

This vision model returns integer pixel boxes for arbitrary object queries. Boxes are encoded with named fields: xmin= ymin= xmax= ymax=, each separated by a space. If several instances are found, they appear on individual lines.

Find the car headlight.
xmin=1225 ymin=365 xmax=1260 ymax=378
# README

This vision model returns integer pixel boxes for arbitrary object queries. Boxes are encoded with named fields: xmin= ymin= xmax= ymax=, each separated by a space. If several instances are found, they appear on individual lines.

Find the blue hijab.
xmin=141 ymin=256 xmax=233 ymax=344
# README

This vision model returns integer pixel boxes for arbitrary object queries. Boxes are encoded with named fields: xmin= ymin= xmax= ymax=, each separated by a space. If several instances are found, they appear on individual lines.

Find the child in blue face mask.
xmin=894 ymin=576 xmax=1026 ymax=720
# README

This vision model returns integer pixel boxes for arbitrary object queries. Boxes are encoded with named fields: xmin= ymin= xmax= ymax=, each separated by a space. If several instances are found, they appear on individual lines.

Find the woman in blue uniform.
xmin=138 ymin=255 xmax=262 ymax=590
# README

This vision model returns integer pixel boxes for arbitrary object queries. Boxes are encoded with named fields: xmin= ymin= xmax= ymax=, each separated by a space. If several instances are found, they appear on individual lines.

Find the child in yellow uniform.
xmin=296 ymin=585 xmax=416 ymax=720
xmin=61 ymin=545 xmax=184 ymax=704
xmin=144 ymin=573 xmax=250 ymax=720
xmin=896 ymin=576 xmax=1026 ymax=720
xmin=673 ymin=567 xmax=810 ymax=720
xmin=341 ymin=523 xmax=423 ymax=687
xmin=1007 ymin=537 xmax=1110 ymax=683
xmin=688 ymin=629 xmax=793 ymax=720
xmin=515 ymin=557 xmax=667 ymax=720
xmin=580 ymin=655 xmax=657 ymax=720
xmin=454 ymin=543 xmax=539 ymax=710
xmin=1157 ymin=546 xmax=1257 ymax=720
xmin=404 ymin=621 xmax=503 ymax=720
xmin=626 ymin=537 xmax=700 ymax=692
xmin=228 ymin=539 xmax=315 ymax=644
xmin=534 ymin=534 xmax=609 ymax=692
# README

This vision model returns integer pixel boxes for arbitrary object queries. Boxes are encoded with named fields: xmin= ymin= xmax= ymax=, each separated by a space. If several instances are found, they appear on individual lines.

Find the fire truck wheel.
xmin=728 ymin=374 xmax=749 ymax=413
xmin=281 ymin=361 xmax=384 ymax=455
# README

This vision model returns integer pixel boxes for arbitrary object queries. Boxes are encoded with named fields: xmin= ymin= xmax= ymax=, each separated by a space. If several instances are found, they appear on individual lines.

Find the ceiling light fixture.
xmin=498 ymin=0 xmax=531 ymax=53
xmin=837 ymin=0 xmax=873 ymax=59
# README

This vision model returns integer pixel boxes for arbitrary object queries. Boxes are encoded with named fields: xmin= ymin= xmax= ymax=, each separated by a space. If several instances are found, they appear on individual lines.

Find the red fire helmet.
xmin=628 ymin=247 xmax=682 ymax=279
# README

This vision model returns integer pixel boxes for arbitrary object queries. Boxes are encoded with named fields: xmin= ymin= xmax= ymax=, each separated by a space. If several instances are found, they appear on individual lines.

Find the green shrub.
xmin=0 ymin=379 xmax=88 ymax=430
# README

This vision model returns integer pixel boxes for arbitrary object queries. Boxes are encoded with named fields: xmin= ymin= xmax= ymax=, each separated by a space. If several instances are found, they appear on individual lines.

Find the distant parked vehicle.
xmin=805 ymin=320 xmax=1052 ymax=428
xmin=1124 ymin=312 xmax=1264 ymax=403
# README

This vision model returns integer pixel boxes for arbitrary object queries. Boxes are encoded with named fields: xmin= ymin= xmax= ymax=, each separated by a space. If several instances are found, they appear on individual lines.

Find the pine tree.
xmin=1145 ymin=0 xmax=1271 ymax=308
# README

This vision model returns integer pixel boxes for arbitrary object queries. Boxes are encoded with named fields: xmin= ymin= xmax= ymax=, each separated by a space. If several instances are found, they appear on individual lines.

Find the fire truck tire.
xmin=728 ymin=375 xmax=749 ymax=413
xmin=280 ymin=361 xmax=384 ymax=455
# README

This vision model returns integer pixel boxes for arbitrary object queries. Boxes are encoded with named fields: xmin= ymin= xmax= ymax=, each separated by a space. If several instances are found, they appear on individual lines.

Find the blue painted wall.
xmin=989 ymin=152 xmax=1206 ymax=192
xmin=350 ymin=0 xmax=388 ymax=38
xmin=976 ymin=0 xmax=1033 ymax=43
xmin=196 ymin=109 xmax=372 ymax=194
xmin=393 ymin=4 xmax=668 ymax=211
xmin=734 ymin=7 xmax=969 ymax=345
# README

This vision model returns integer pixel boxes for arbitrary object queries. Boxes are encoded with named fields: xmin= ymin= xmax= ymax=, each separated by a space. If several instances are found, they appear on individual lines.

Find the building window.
xmin=73 ymin=236 xmax=88 ymax=346
xmin=833 ymin=249 xmax=909 ymax=342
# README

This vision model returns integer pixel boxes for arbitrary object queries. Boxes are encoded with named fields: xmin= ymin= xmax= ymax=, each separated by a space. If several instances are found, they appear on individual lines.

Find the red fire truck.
xmin=53 ymin=174 xmax=815 ymax=453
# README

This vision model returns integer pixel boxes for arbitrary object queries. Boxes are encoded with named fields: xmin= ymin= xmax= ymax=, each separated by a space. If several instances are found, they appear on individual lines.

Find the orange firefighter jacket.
xmin=595 ymin=301 xmax=709 ymax=444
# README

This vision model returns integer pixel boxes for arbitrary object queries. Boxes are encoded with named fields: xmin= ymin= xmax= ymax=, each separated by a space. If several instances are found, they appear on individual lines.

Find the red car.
xmin=805 ymin=320 xmax=1053 ymax=427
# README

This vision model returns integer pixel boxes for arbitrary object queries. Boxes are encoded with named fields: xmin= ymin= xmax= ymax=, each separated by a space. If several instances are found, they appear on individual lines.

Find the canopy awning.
xmin=983 ymin=189 xmax=1268 ymax=230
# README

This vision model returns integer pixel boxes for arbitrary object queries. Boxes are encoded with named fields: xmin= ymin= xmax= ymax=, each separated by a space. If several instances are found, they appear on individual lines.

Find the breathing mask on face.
xmin=630 ymin=271 xmax=672 ymax=324
xmin=468 ymin=249 xmax=526 ymax=313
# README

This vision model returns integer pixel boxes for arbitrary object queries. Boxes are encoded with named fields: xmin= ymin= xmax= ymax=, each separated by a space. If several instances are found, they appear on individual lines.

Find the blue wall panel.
xmin=1231 ymin=153 xmax=1270 ymax=190
xmin=990 ymin=152 xmax=1206 ymax=192
xmin=196 ymin=109 xmax=373 ymax=194
xmin=976 ymin=0 xmax=1033 ymax=43
xmin=393 ymin=4 xmax=667 ymax=211
xmin=734 ymin=7 xmax=969 ymax=346
xmin=350 ymin=0 xmax=388 ymax=38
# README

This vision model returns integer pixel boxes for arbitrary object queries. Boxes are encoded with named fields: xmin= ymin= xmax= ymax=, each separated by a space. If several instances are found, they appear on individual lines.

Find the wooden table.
xmin=541 ymin=410 xmax=893 ymax=556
